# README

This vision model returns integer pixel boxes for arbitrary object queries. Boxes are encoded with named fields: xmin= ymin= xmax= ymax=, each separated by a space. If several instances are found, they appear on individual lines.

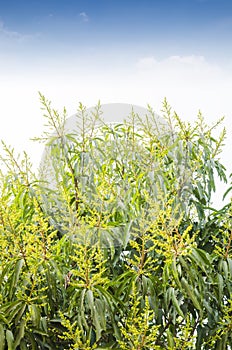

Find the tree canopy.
xmin=0 ymin=95 xmax=231 ymax=349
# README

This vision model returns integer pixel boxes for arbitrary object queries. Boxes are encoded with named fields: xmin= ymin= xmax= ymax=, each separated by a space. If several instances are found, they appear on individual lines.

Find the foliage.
xmin=0 ymin=94 xmax=232 ymax=349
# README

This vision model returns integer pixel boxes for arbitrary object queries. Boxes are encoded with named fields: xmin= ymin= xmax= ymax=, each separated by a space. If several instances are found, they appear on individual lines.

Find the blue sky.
xmin=0 ymin=0 xmax=232 ymax=205
xmin=1 ymin=0 xmax=232 ymax=59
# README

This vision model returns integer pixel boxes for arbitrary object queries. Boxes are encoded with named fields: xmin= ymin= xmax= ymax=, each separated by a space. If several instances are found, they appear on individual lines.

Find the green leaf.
xmin=181 ymin=277 xmax=203 ymax=317
xmin=190 ymin=248 xmax=211 ymax=274
xmin=0 ymin=312 xmax=9 ymax=326
xmin=167 ymin=329 xmax=175 ymax=348
xmin=6 ymin=330 xmax=14 ymax=350
xmin=217 ymin=273 xmax=224 ymax=303
xmin=219 ymin=259 xmax=228 ymax=279
xmin=13 ymin=319 xmax=26 ymax=349
xmin=86 ymin=289 xmax=94 ymax=314
xmin=9 ymin=259 xmax=24 ymax=300
xmin=29 ymin=304 xmax=41 ymax=327
xmin=171 ymin=259 xmax=182 ymax=290
xmin=0 ymin=324 xmax=5 ymax=350
xmin=170 ymin=287 xmax=184 ymax=318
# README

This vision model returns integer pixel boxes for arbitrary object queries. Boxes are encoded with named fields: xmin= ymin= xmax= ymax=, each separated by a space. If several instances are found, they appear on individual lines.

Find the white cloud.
xmin=136 ymin=54 xmax=221 ymax=75
xmin=135 ymin=54 xmax=225 ymax=96
xmin=136 ymin=56 xmax=157 ymax=69
xmin=168 ymin=55 xmax=205 ymax=64
xmin=0 ymin=21 xmax=32 ymax=42
xmin=79 ymin=12 xmax=89 ymax=22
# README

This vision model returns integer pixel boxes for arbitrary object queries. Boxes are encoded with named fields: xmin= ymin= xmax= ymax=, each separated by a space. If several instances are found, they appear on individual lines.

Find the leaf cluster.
xmin=0 ymin=96 xmax=231 ymax=349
